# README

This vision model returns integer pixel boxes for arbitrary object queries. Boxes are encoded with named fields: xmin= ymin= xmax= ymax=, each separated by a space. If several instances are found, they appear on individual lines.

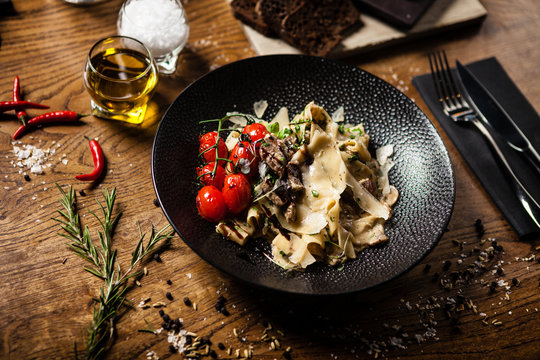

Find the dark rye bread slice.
xmin=258 ymin=0 xmax=303 ymax=35
xmin=281 ymin=0 xmax=362 ymax=56
xmin=230 ymin=0 xmax=275 ymax=37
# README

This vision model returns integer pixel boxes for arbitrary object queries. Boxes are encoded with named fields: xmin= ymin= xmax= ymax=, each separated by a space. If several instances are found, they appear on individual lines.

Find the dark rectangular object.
xmin=354 ymin=0 xmax=435 ymax=28
xmin=1 ymin=0 xmax=15 ymax=17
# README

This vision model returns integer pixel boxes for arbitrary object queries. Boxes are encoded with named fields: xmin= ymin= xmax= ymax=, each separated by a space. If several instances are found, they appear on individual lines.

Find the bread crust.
xmin=231 ymin=0 xmax=362 ymax=56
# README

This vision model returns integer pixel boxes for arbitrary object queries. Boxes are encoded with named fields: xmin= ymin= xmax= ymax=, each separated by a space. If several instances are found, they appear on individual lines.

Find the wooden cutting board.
xmin=235 ymin=0 xmax=487 ymax=58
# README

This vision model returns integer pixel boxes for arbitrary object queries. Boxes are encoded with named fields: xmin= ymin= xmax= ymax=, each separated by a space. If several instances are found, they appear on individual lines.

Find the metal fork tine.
xmin=428 ymin=52 xmax=445 ymax=108
xmin=434 ymin=50 xmax=456 ymax=110
xmin=440 ymin=50 xmax=463 ymax=106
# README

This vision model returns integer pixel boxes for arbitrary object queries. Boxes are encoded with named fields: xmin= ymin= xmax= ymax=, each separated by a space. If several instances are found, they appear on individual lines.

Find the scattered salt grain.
xmin=11 ymin=143 xmax=53 ymax=175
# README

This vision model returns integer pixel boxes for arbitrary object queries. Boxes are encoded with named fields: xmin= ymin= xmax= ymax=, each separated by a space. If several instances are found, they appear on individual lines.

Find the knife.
xmin=456 ymin=61 xmax=540 ymax=177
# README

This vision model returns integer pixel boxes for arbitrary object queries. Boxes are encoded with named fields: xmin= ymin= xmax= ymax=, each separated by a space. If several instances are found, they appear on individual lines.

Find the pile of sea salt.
xmin=11 ymin=141 xmax=59 ymax=175
xmin=118 ymin=0 xmax=190 ymax=58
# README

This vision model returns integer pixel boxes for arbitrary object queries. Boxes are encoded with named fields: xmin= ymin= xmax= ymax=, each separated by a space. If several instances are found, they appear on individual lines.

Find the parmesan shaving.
xmin=253 ymin=100 xmax=268 ymax=118
xmin=269 ymin=107 xmax=289 ymax=131
xmin=331 ymin=106 xmax=345 ymax=122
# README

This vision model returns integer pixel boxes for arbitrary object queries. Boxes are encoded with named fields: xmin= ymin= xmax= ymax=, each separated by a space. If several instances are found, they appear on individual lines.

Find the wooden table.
xmin=1 ymin=0 xmax=539 ymax=359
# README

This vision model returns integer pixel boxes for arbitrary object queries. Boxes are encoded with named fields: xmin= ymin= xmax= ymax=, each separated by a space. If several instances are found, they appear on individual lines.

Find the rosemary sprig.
xmin=54 ymin=184 xmax=174 ymax=360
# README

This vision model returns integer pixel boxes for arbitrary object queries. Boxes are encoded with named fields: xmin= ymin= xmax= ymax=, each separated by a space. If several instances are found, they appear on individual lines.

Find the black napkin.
xmin=413 ymin=57 xmax=540 ymax=239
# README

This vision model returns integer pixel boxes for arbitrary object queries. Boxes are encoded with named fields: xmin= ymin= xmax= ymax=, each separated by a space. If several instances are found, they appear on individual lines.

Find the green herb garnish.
xmin=268 ymin=122 xmax=280 ymax=134
xmin=277 ymin=127 xmax=292 ymax=139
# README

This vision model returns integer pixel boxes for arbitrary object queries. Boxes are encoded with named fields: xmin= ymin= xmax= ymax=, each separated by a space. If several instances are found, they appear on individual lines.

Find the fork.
xmin=428 ymin=50 xmax=540 ymax=227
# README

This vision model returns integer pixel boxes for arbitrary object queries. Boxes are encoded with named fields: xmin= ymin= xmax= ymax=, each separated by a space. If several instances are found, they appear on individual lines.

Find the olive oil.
xmin=84 ymin=46 xmax=158 ymax=124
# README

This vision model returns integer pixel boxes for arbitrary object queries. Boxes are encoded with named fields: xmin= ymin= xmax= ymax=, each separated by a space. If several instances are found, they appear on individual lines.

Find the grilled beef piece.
xmin=360 ymin=178 xmax=377 ymax=197
xmin=282 ymin=134 xmax=298 ymax=158
xmin=259 ymin=134 xmax=287 ymax=178
xmin=273 ymin=180 xmax=292 ymax=206
xmin=284 ymin=202 xmax=297 ymax=223
xmin=286 ymin=163 xmax=304 ymax=201
xmin=258 ymin=134 xmax=306 ymax=223
xmin=260 ymin=177 xmax=288 ymax=206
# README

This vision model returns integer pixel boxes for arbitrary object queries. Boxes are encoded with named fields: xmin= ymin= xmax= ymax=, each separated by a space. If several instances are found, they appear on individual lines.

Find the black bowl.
xmin=152 ymin=55 xmax=455 ymax=295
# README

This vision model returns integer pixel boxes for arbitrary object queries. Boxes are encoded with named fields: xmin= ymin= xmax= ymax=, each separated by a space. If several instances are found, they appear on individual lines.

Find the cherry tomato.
xmin=242 ymin=123 xmax=269 ymax=146
xmin=197 ymin=162 xmax=226 ymax=188
xmin=222 ymin=174 xmax=252 ymax=214
xmin=199 ymin=131 xmax=228 ymax=166
xmin=196 ymin=185 xmax=227 ymax=223
xmin=228 ymin=141 xmax=259 ymax=179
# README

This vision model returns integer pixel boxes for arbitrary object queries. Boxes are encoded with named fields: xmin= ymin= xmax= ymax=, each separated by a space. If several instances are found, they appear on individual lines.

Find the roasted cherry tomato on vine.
xmin=197 ymin=162 xmax=226 ymax=188
xmin=242 ymin=123 xmax=269 ymax=146
xmin=228 ymin=141 xmax=259 ymax=179
xmin=196 ymin=185 xmax=227 ymax=223
xmin=199 ymin=131 xmax=228 ymax=166
xmin=222 ymin=173 xmax=252 ymax=214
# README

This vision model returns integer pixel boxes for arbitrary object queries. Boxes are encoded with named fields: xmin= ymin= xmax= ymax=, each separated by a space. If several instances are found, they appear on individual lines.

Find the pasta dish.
xmin=197 ymin=102 xmax=398 ymax=269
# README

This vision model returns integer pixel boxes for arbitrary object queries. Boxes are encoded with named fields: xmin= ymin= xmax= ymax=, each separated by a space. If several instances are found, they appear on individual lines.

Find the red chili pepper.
xmin=12 ymin=124 xmax=27 ymax=140
xmin=76 ymin=137 xmax=105 ymax=181
xmin=27 ymin=111 xmax=85 ymax=125
xmin=13 ymin=76 xmax=28 ymax=126
xmin=12 ymin=111 xmax=86 ymax=139
xmin=0 ymin=100 xmax=49 ymax=113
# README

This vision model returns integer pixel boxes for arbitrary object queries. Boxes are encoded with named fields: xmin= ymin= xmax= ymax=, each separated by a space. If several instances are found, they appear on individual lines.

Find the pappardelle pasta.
xmin=196 ymin=102 xmax=398 ymax=270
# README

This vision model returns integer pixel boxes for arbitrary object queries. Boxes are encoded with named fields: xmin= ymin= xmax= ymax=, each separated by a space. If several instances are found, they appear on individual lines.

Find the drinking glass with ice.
xmin=118 ymin=0 xmax=190 ymax=75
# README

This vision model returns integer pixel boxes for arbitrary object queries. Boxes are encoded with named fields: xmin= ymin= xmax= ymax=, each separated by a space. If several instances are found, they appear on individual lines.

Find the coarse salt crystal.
xmin=31 ymin=165 xmax=43 ymax=174
xmin=118 ymin=0 xmax=190 ymax=58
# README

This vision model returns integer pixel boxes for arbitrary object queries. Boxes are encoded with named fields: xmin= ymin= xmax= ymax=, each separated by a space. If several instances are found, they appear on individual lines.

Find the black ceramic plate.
xmin=152 ymin=55 xmax=455 ymax=295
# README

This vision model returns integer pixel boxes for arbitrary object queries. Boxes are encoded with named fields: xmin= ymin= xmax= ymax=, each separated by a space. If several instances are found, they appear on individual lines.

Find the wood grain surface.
xmin=1 ymin=0 xmax=539 ymax=359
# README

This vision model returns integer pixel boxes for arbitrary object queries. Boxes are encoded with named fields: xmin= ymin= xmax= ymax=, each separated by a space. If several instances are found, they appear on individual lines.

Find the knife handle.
xmin=471 ymin=118 xmax=540 ymax=228
xmin=522 ymin=145 xmax=540 ymax=179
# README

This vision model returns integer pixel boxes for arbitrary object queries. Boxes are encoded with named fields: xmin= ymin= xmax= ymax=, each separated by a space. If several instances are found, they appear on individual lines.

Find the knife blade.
xmin=456 ymin=61 xmax=540 ymax=177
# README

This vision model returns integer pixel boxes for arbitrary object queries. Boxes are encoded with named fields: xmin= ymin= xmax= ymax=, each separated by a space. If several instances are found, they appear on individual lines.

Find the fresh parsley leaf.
xmin=268 ymin=122 xmax=279 ymax=134
xmin=277 ymin=127 xmax=292 ymax=139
